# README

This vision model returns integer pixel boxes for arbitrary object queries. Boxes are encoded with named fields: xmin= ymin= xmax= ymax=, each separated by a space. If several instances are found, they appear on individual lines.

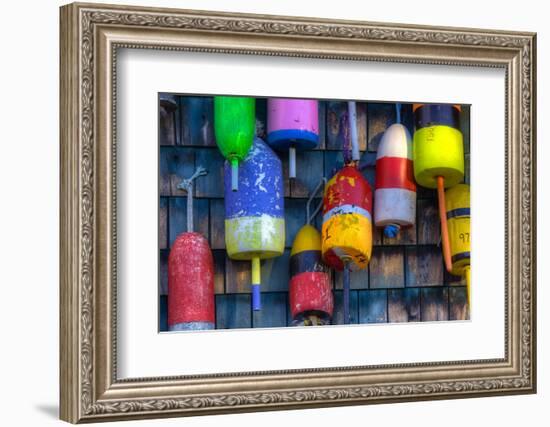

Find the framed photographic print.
xmin=59 ymin=2 xmax=537 ymax=423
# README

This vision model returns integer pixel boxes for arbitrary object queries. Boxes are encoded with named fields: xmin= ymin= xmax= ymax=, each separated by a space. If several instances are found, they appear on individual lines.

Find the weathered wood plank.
xmin=167 ymin=147 xmax=195 ymax=196
xmin=382 ymin=224 xmax=416 ymax=245
xmin=261 ymin=250 xmax=290 ymax=292
xmin=358 ymin=289 xmax=388 ymax=324
xmin=209 ymin=198 xmax=225 ymax=250
xmin=212 ymin=249 xmax=225 ymax=294
xmin=460 ymin=105 xmax=470 ymax=155
xmin=417 ymin=199 xmax=439 ymax=244
xmin=326 ymin=101 xmax=346 ymax=151
xmin=449 ymin=286 xmax=470 ymax=320
xmin=159 ymin=249 xmax=168 ymax=296
xmin=444 ymin=268 xmax=464 ymax=286
xmin=358 ymin=150 xmax=377 ymax=170
xmin=400 ymin=103 xmax=415 ymax=137
xmin=326 ymin=101 xmax=367 ymax=151
xmin=159 ymin=295 xmax=168 ymax=332
xmin=361 ymin=165 xmax=376 ymax=190
xmin=181 ymin=96 xmax=216 ymax=146
xmin=159 ymin=95 xmax=177 ymax=146
xmin=195 ymin=148 xmax=225 ymax=198
xmin=255 ymin=98 xmax=267 ymax=141
xmin=369 ymin=246 xmax=405 ymax=289
xmin=280 ymin=149 xmax=291 ymax=197
xmin=420 ymin=287 xmax=449 ymax=321
xmin=334 ymin=267 xmax=368 ymax=290
xmin=332 ymin=290 xmax=359 ymax=325
xmin=388 ymin=288 xmax=420 ymax=323
xmin=159 ymin=197 xmax=168 ymax=250
xmin=316 ymin=101 xmax=326 ymax=150
xmin=372 ymin=223 xmax=383 ymax=246
xmin=285 ymin=199 xmax=307 ymax=248
xmin=367 ymin=102 xmax=395 ymax=152
xmin=290 ymin=150 xmax=324 ymax=198
xmin=225 ymin=257 xmax=251 ymax=294
xmin=168 ymin=197 xmax=209 ymax=247
xmin=464 ymin=153 xmax=470 ymax=185
xmin=159 ymin=147 xmax=171 ymax=196
xmin=405 ymin=246 xmax=444 ymax=287
xmin=252 ymin=292 xmax=288 ymax=328
xmin=323 ymin=150 xmax=344 ymax=182
xmin=216 ymin=294 xmax=251 ymax=329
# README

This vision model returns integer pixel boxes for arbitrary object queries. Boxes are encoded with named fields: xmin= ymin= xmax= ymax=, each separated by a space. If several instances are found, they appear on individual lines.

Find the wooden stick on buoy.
xmin=267 ymin=99 xmax=320 ymax=179
xmin=437 ymin=176 xmax=453 ymax=273
xmin=413 ymin=103 xmax=465 ymax=274
xmin=342 ymin=259 xmax=351 ymax=325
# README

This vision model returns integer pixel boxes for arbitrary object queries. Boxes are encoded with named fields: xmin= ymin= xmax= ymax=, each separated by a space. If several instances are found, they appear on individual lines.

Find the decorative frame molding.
xmin=60 ymin=2 xmax=536 ymax=423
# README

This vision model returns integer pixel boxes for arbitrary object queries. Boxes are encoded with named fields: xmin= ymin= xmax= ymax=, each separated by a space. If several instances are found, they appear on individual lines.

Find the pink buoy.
xmin=267 ymin=99 xmax=319 ymax=178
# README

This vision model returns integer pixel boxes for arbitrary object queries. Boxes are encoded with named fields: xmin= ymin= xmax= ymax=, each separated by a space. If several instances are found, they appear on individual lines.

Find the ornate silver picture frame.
xmin=60 ymin=2 xmax=536 ymax=423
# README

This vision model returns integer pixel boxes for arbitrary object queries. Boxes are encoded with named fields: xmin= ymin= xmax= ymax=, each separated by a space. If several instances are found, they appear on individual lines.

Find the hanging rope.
xmin=306 ymin=177 xmax=326 ymax=225
xmin=177 ymin=166 xmax=208 ymax=233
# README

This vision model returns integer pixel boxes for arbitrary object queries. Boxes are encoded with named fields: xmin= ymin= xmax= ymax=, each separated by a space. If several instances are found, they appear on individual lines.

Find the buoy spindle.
xmin=289 ymin=146 xmax=297 ymax=178
xmin=267 ymin=99 xmax=319 ymax=180
xmin=214 ymin=96 xmax=256 ymax=193
xmin=437 ymin=176 xmax=453 ymax=273
xmin=343 ymin=260 xmax=351 ymax=325
xmin=178 ymin=166 xmax=208 ymax=233
xmin=348 ymin=101 xmax=360 ymax=162
xmin=230 ymin=158 xmax=239 ymax=192
xmin=251 ymin=256 xmax=261 ymax=311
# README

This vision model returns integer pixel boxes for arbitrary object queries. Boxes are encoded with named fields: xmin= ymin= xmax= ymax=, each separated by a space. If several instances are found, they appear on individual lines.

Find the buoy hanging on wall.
xmin=445 ymin=184 xmax=471 ymax=305
xmin=289 ymin=178 xmax=333 ymax=326
xmin=374 ymin=121 xmax=416 ymax=238
xmin=321 ymin=101 xmax=372 ymax=324
xmin=224 ymin=137 xmax=285 ymax=311
xmin=267 ymin=98 xmax=319 ymax=179
xmin=214 ymin=96 xmax=255 ymax=191
xmin=168 ymin=167 xmax=215 ymax=331
xmin=413 ymin=103 xmax=464 ymax=273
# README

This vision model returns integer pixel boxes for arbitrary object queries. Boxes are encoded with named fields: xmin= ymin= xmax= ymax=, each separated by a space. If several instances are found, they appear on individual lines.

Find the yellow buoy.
xmin=413 ymin=103 xmax=465 ymax=274
xmin=413 ymin=125 xmax=464 ymax=189
xmin=445 ymin=184 xmax=471 ymax=305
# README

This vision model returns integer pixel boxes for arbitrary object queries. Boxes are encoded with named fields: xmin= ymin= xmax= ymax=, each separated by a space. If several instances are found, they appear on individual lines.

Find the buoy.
xmin=445 ymin=184 xmax=471 ymax=305
xmin=214 ymin=96 xmax=255 ymax=191
xmin=168 ymin=167 xmax=215 ymax=331
xmin=413 ymin=103 xmax=464 ymax=272
xmin=289 ymin=178 xmax=333 ymax=326
xmin=267 ymin=98 xmax=319 ymax=179
xmin=224 ymin=137 xmax=285 ymax=311
xmin=374 ymin=122 xmax=416 ymax=238
xmin=321 ymin=102 xmax=372 ymax=324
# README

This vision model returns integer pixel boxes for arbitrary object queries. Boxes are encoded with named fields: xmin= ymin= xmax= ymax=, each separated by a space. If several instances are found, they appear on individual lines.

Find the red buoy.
xmin=168 ymin=233 xmax=215 ymax=330
xmin=168 ymin=167 xmax=215 ymax=331
xmin=289 ymin=179 xmax=333 ymax=326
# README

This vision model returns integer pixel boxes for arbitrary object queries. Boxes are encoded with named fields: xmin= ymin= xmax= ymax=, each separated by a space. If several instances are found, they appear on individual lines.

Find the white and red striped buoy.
xmin=374 ymin=123 xmax=416 ymax=238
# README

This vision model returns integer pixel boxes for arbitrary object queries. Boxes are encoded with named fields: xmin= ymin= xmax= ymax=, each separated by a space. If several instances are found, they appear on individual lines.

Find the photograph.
xmin=158 ymin=95 xmax=471 ymax=331
xmin=56 ymin=2 xmax=536 ymax=423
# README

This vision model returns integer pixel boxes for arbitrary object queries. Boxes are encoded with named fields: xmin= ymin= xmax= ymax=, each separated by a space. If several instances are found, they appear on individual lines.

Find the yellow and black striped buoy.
xmin=445 ymin=184 xmax=471 ymax=305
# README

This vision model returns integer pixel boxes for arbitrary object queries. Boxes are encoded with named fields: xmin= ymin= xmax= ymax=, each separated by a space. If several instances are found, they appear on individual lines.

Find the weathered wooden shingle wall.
xmin=159 ymin=96 xmax=470 ymax=330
